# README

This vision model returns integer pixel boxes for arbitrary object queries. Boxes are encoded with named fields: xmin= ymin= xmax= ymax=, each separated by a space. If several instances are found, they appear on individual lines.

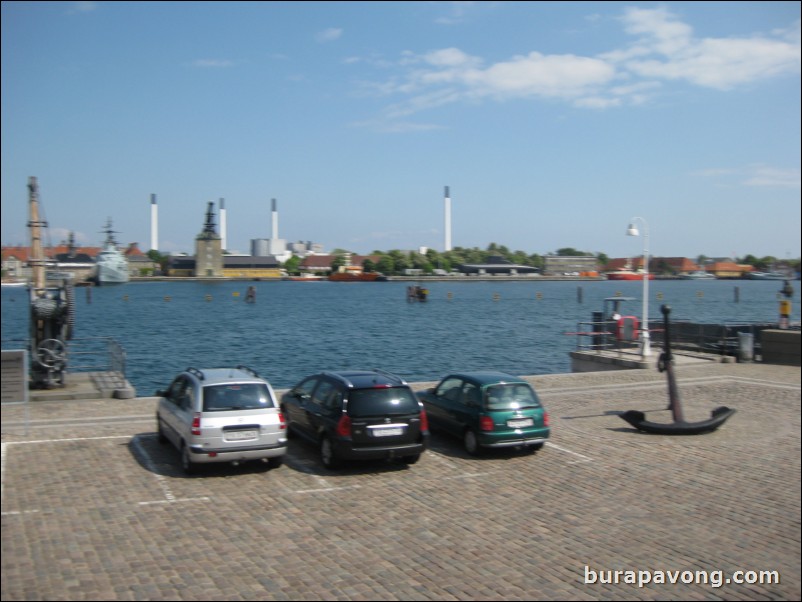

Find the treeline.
xmin=283 ymin=244 xmax=800 ymax=277
xmin=286 ymin=245 xmax=603 ymax=276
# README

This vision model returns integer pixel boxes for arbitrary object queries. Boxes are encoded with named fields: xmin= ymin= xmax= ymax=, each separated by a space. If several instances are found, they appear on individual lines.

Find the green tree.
xmin=329 ymin=254 xmax=345 ymax=273
xmin=556 ymin=247 xmax=587 ymax=256
xmin=283 ymin=255 xmax=301 ymax=275
xmin=146 ymin=249 xmax=170 ymax=275
xmin=376 ymin=255 xmax=395 ymax=274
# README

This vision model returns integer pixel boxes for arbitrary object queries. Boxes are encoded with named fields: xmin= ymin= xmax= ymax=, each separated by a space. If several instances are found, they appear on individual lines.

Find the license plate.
xmin=373 ymin=427 xmax=404 ymax=437
xmin=225 ymin=430 xmax=257 ymax=441
xmin=507 ymin=418 xmax=534 ymax=428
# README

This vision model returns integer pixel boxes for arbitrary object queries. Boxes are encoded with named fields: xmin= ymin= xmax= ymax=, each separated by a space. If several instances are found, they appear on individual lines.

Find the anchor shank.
xmin=661 ymin=305 xmax=685 ymax=423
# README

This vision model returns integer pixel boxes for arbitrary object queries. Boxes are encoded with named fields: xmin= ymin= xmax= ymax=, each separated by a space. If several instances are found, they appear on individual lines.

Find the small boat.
xmin=678 ymin=270 xmax=716 ymax=280
xmin=93 ymin=219 xmax=129 ymax=286
xmin=286 ymin=273 xmax=325 ymax=281
xmin=606 ymin=262 xmax=654 ymax=281
xmin=746 ymin=271 xmax=788 ymax=280
xmin=329 ymin=267 xmax=387 ymax=282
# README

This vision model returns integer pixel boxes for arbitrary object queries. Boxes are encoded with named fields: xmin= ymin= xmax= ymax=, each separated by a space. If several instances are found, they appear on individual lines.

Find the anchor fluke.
xmin=620 ymin=406 xmax=736 ymax=435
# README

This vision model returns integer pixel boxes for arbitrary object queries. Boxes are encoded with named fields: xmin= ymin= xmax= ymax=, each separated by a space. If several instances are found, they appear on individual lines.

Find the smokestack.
xmin=219 ymin=197 xmax=227 ymax=250
xmin=271 ymin=198 xmax=278 ymax=240
xmin=150 ymin=194 xmax=158 ymax=251
xmin=444 ymin=186 xmax=452 ymax=252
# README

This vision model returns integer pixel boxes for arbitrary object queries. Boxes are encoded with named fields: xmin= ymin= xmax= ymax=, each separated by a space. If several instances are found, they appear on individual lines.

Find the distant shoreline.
xmin=4 ymin=274 xmax=789 ymax=287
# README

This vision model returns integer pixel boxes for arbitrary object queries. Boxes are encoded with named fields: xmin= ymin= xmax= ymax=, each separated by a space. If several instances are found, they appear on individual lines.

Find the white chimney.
xmin=219 ymin=197 xmax=227 ymax=250
xmin=150 ymin=194 xmax=158 ymax=251
xmin=271 ymin=198 xmax=278 ymax=239
xmin=444 ymin=186 xmax=452 ymax=252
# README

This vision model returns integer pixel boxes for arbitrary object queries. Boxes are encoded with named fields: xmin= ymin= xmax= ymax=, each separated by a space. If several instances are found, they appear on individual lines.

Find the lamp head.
xmin=626 ymin=223 xmax=640 ymax=237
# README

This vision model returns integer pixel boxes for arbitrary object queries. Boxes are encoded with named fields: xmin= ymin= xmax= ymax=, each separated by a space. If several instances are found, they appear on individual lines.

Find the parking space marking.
xmin=1 ymin=509 xmax=40 ymax=517
xmin=1 ymin=414 xmax=153 ymax=431
xmin=1 ymin=436 xmax=130 ymax=503
xmin=280 ymin=456 xmax=364 ymax=493
xmin=545 ymin=441 xmax=592 ymax=464
xmin=293 ymin=485 xmax=363 ymax=494
xmin=438 ymin=472 xmax=490 ymax=481
xmin=130 ymin=434 xmax=214 ymax=505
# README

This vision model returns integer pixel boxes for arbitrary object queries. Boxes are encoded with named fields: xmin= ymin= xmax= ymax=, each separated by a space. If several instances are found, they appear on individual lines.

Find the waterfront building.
xmin=457 ymin=255 xmax=539 ymax=276
xmin=299 ymin=254 xmax=382 ymax=275
xmin=194 ymin=202 xmax=224 ymax=278
xmin=543 ymin=255 xmax=599 ymax=276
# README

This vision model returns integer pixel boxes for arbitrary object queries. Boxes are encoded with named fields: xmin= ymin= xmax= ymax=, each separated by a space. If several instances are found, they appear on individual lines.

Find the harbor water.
xmin=2 ymin=279 xmax=798 ymax=396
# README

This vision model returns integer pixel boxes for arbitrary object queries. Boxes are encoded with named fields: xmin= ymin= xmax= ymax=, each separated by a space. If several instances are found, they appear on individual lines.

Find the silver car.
xmin=156 ymin=366 xmax=287 ymax=474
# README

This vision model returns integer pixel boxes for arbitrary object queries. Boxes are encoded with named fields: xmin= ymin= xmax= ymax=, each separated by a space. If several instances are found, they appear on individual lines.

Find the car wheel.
xmin=181 ymin=443 xmax=197 ymax=475
xmin=156 ymin=416 xmax=167 ymax=444
xmin=464 ymin=429 xmax=482 ymax=456
xmin=320 ymin=436 xmax=341 ymax=470
xmin=400 ymin=453 xmax=420 ymax=465
xmin=529 ymin=442 xmax=544 ymax=452
xmin=267 ymin=456 xmax=284 ymax=469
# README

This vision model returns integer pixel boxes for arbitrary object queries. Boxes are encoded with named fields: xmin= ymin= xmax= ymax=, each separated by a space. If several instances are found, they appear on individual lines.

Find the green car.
xmin=417 ymin=371 xmax=550 ymax=456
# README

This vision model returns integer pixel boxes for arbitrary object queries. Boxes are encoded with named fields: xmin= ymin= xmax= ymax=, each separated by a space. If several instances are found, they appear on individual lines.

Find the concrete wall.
xmin=761 ymin=330 xmax=801 ymax=366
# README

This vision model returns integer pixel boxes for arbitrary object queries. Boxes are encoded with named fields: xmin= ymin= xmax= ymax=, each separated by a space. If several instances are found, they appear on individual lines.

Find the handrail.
xmin=1 ymin=336 xmax=128 ymax=378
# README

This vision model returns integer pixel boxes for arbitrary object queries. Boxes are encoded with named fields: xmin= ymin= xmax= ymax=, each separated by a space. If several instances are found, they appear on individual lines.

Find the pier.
xmin=2 ymin=362 xmax=800 ymax=600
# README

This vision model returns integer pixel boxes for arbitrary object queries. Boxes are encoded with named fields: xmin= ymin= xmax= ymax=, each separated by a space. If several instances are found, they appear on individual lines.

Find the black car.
xmin=280 ymin=370 xmax=430 ymax=469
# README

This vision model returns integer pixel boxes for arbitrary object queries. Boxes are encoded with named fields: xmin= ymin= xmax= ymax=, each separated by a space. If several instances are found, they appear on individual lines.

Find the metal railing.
xmin=1 ymin=336 xmax=127 ymax=377
xmin=572 ymin=318 xmax=779 ymax=360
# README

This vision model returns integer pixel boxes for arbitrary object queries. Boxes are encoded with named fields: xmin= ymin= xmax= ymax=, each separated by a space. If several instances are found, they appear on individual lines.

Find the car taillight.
xmin=543 ymin=411 xmax=550 ymax=427
xmin=479 ymin=416 xmax=494 ymax=431
xmin=191 ymin=412 xmax=201 ymax=435
xmin=420 ymin=409 xmax=429 ymax=432
xmin=278 ymin=411 xmax=286 ymax=430
xmin=336 ymin=415 xmax=352 ymax=437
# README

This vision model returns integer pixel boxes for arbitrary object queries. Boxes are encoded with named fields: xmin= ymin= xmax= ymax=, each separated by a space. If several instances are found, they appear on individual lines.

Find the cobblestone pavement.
xmin=2 ymin=363 xmax=800 ymax=601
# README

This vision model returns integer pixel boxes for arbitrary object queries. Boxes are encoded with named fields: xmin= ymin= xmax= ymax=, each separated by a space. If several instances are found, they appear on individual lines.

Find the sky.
xmin=1 ymin=1 xmax=800 ymax=261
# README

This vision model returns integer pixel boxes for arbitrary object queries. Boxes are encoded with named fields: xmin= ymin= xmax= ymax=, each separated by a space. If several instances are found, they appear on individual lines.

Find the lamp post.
xmin=626 ymin=217 xmax=651 ymax=357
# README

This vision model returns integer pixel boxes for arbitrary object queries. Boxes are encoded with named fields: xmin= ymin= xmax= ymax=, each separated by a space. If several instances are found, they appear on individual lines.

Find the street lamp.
xmin=626 ymin=217 xmax=651 ymax=357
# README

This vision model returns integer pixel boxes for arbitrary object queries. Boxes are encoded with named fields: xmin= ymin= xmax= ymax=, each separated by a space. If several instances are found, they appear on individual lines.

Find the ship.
xmin=93 ymin=219 xmax=130 ymax=285
xmin=328 ymin=266 xmax=387 ymax=282
xmin=606 ymin=260 xmax=655 ymax=281
xmin=285 ymin=273 xmax=325 ymax=281
xmin=678 ymin=270 xmax=716 ymax=280
xmin=746 ymin=271 xmax=789 ymax=281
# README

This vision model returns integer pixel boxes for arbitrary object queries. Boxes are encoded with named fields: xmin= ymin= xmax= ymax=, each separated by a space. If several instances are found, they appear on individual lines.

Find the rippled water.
xmin=2 ymin=278 xmax=797 ymax=394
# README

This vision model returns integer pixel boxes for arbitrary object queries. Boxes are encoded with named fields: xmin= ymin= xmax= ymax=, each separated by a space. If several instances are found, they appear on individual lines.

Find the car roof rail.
xmin=236 ymin=365 xmax=262 ymax=379
xmin=372 ymin=368 xmax=407 ymax=385
xmin=186 ymin=367 xmax=204 ymax=381
xmin=321 ymin=370 xmax=355 ymax=388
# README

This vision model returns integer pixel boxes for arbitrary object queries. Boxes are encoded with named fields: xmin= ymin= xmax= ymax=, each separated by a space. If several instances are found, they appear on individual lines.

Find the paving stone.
xmin=1 ymin=363 xmax=799 ymax=600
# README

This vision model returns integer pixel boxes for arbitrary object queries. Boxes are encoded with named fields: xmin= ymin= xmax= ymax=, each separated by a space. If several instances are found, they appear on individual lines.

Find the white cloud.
xmin=475 ymin=52 xmax=615 ymax=99
xmin=316 ymin=28 xmax=343 ymax=43
xmin=618 ymin=7 xmax=801 ymax=90
xmin=743 ymin=166 xmax=801 ymax=189
xmin=434 ymin=1 xmax=482 ymax=26
xmin=193 ymin=59 xmax=234 ymax=68
xmin=69 ymin=1 xmax=97 ymax=13
xmin=354 ymin=6 xmax=800 ymax=128
xmin=694 ymin=166 xmax=801 ymax=189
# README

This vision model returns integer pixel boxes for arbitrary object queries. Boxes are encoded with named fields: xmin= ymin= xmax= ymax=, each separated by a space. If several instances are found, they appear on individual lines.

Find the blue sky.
xmin=2 ymin=1 xmax=800 ymax=260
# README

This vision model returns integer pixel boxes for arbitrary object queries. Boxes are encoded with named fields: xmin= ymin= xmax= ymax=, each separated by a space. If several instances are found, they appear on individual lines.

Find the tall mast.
xmin=27 ymin=176 xmax=48 ymax=293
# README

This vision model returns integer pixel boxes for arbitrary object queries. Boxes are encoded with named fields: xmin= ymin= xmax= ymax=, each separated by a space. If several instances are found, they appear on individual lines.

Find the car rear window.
xmin=347 ymin=387 xmax=420 ymax=417
xmin=485 ymin=384 xmax=541 ymax=410
xmin=202 ymin=383 xmax=274 ymax=411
